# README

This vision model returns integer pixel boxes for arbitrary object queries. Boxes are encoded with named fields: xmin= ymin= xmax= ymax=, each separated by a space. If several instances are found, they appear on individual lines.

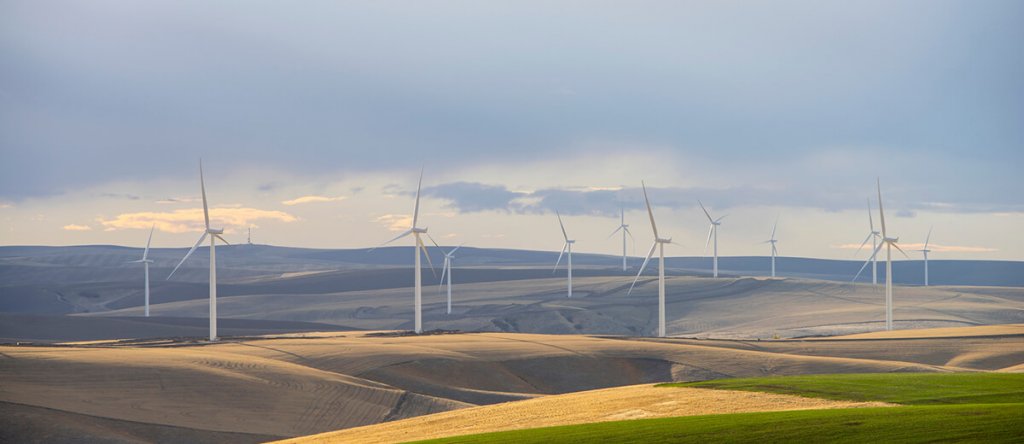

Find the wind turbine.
xmin=167 ymin=161 xmax=230 ymax=341
xmin=854 ymin=198 xmax=882 ymax=285
xmin=853 ymin=179 xmax=907 ymax=331
xmin=608 ymin=207 xmax=634 ymax=271
xmin=628 ymin=182 xmax=672 ymax=338
xmin=699 ymin=200 xmax=725 ymax=278
xmin=764 ymin=218 xmax=779 ymax=278
xmin=439 ymin=244 xmax=463 ymax=314
xmin=375 ymin=169 xmax=435 ymax=333
xmin=553 ymin=211 xmax=574 ymax=298
xmin=918 ymin=227 xmax=933 ymax=286
xmin=129 ymin=225 xmax=155 ymax=317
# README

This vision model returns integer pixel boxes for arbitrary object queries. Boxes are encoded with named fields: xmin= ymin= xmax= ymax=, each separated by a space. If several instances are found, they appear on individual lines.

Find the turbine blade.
xmin=373 ymin=229 xmax=413 ymax=250
xmin=867 ymin=198 xmax=875 ymax=232
xmin=641 ymin=181 xmax=658 ymax=238
xmin=854 ymin=232 xmax=874 ymax=256
xmin=553 ymin=243 xmax=567 ymax=273
xmin=703 ymin=225 xmax=714 ymax=256
xmin=893 ymin=241 xmax=910 ymax=259
xmin=449 ymin=243 xmax=463 ymax=255
xmin=770 ymin=217 xmax=778 ymax=240
xmin=877 ymin=178 xmax=886 ymax=238
xmin=924 ymin=226 xmax=932 ymax=249
xmin=168 ymin=232 xmax=208 ymax=280
xmin=412 ymin=167 xmax=424 ymax=228
xmin=624 ymin=226 xmax=635 ymax=244
xmin=143 ymin=224 xmax=154 ymax=260
xmin=425 ymin=232 xmax=441 ymax=249
xmin=607 ymin=226 xmax=623 ymax=239
xmin=627 ymin=242 xmax=658 ymax=296
xmin=200 ymin=160 xmax=210 ymax=230
xmin=214 ymin=233 xmax=230 ymax=245
xmin=852 ymin=242 xmax=884 ymax=282
xmin=698 ymin=200 xmax=714 ymax=223
xmin=417 ymin=235 xmax=436 ymax=277
xmin=715 ymin=214 xmax=728 ymax=224
xmin=439 ymin=258 xmax=448 ymax=291
xmin=557 ymin=211 xmax=569 ymax=241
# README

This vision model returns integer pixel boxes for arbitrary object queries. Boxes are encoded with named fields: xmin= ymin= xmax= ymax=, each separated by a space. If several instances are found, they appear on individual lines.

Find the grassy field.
xmin=411 ymin=373 xmax=1024 ymax=444
xmin=660 ymin=373 xmax=1024 ymax=405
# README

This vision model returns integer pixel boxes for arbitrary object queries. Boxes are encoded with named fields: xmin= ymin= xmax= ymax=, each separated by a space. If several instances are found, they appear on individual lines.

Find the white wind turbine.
xmin=699 ymin=200 xmax=725 ymax=278
xmin=853 ymin=179 xmax=907 ymax=331
xmin=553 ymin=212 xmax=575 ymax=298
xmin=129 ymin=225 xmax=155 ymax=317
xmin=918 ymin=227 xmax=933 ymax=286
xmin=167 ymin=161 xmax=230 ymax=341
xmin=628 ymin=182 xmax=672 ymax=338
xmin=375 ymin=169 xmax=435 ymax=333
xmin=439 ymin=244 xmax=463 ymax=315
xmin=854 ymin=198 xmax=882 ymax=285
xmin=764 ymin=218 xmax=779 ymax=278
xmin=608 ymin=207 xmax=634 ymax=271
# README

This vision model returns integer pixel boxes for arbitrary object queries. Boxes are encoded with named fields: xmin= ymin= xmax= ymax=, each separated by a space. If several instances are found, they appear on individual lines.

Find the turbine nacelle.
xmin=412 ymin=227 xmax=428 ymax=234
xmin=656 ymin=237 xmax=671 ymax=244
xmin=207 ymin=228 xmax=224 ymax=235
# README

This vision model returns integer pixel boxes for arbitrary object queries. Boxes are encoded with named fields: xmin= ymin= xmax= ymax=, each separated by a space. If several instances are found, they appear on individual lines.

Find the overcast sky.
xmin=1 ymin=1 xmax=1021 ymax=260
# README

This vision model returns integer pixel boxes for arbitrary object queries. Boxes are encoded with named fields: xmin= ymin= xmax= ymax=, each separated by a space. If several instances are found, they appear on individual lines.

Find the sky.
xmin=1 ymin=1 xmax=1022 ymax=260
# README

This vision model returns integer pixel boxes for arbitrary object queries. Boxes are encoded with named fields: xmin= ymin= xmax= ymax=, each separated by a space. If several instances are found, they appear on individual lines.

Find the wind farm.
xmin=2 ymin=2 xmax=1021 ymax=443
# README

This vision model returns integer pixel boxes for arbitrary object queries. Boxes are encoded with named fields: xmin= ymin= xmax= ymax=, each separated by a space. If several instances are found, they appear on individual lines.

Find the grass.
xmin=411 ymin=404 xmax=1023 ymax=443
xmin=409 ymin=373 xmax=1024 ymax=444
xmin=657 ymin=373 xmax=1024 ymax=405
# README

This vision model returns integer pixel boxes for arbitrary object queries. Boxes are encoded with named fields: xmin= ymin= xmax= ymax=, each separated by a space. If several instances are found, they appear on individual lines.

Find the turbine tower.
xmin=168 ymin=161 xmax=230 ymax=341
xmin=247 ymin=226 xmax=253 ymax=245
xmin=764 ymin=218 xmax=779 ymax=278
xmin=608 ymin=207 xmax=633 ymax=271
xmin=553 ymin=211 xmax=574 ymax=298
xmin=699 ymin=200 xmax=725 ymax=278
xmin=439 ymin=244 xmax=463 ymax=314
xmin=129 ymin=225 xmax=155 ymax=317
xmin=375 ymin=169 xmax=434 ymax=333
xmin=855 ymin=198 xmax=882 ymax=285
xmin=853 ymin=179 xmax=907 ymax=331
xmin=918 ymin=227 xmax=933 ymax=286
xmin=628 ymin=182 xmax=672 ymax=338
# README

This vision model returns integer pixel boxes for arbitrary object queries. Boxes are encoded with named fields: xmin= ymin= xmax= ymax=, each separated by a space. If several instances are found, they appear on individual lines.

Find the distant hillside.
xmin=2 ymin=245 xmax=1021 ymax=286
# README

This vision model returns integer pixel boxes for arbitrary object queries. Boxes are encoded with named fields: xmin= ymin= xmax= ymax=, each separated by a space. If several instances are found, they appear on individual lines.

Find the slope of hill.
xmin=4 ymin=331 xmax=1003 ymax=442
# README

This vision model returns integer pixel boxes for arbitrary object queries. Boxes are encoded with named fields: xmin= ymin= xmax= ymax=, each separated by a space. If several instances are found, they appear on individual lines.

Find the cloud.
xmin=419 ymin=182 xmax=1024 ymax=217
xmin=0 ymin=203 xmax=11 ymax=209
xmin=62 ymin=224 xmax=92 ymax=231
xmin=156 ymin=197 xmax=199 ymax=204
xmin=281 ymin=195 xmax=346 ymax=206
xmin=833 ymin=243 xmax=996 ymax=253
xmin=99 ymin=208 xmax=297 ymax=233
xmin=100 ymin=192 xmax=141 ymax=200
xmin=375 ymin=214 xmax=412 ymax=232
xmin=421 ymin=182 xmax=527 ymax=213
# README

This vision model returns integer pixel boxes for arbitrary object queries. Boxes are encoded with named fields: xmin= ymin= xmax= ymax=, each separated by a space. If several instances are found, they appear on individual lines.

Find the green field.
xmin=411 ymin=373 xmax=1024 ymax=444
xmin=659 ymin=373 xmax=1024 ymax=405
